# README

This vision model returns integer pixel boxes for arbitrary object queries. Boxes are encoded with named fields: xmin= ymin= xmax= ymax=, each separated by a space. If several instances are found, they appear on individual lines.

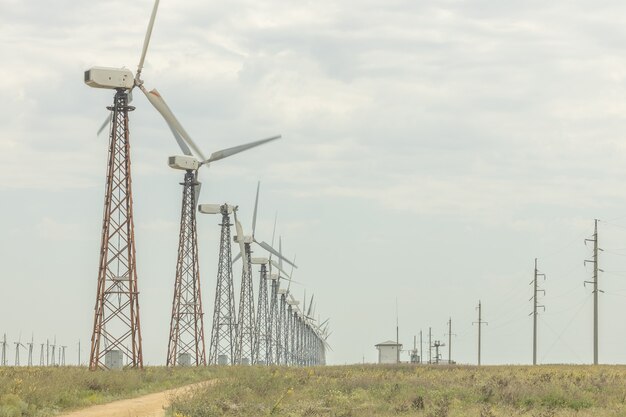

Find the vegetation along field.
xmin=3 ymin=365 xmax=626 ymax=417
xmin=0 ymin=366 xmax=218 ymax=416
xmin=169 ymin=365 xmax=626 ymax=417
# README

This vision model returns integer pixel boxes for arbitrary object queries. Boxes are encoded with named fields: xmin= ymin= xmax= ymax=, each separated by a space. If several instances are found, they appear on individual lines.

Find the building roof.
xmin=375 ymin=340 xmax=402 ymax=347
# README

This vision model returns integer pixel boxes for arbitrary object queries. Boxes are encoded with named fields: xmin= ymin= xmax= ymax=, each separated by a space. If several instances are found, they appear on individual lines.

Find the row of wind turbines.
xmin=84 ymin=0 xmax=329 ymax=369
xmin=0 ymin=334 xmax=68 ymax=367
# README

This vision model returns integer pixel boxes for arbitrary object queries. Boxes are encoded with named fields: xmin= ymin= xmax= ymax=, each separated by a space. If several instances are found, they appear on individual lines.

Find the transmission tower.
xmin=585 ymin=219 xmax=602 ymax=365
xmin=531 ymin=258 xmax=546 ymax=365
xmin=254 ymin=260 xmax=270 ymax=365
xmin=166 ymin=170 xmax=206 ymax=367
xmin=473 ymin=301 xmax=488 ymax=366
xmin=90 ymin=90 xmax=142 ymax=370
xmin=206 ymin=204 xmax=238 ymax=365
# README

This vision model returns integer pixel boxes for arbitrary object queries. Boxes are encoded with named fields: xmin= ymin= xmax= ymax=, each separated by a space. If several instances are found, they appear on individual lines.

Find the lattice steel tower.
xmin=207 ymin=204 xmax=238 ymax=365
xmin=235 ymin=242 xmax=256 ymax=364
xmin=255 ymin=261 xmax=270 ymax=364
xmin=90 ymin=90 xmax=143 ymax=370
xmin=166 ymin=170 xmax=206 ymax=366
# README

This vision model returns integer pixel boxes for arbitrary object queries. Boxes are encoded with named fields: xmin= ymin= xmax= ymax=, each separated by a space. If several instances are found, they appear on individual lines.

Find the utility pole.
xmin=585 ymin=219 xmax=602 ymax=365
xmin=433 ymin=340 xmax=445 ymax=364
xmin=419 ymin=330 xmax=423 ymax=364
xmin=78 ymin=340 xmax=81 ymax=366
xmin=445 ymin=317 xmax=456 ymax=364
xmin=428 ymin=327 xmax=432 ymax=364
xmin=473 ymin=301 xmax=488 ymax=366
xmin=531 ymin=258 xmax=546 ymax=365
xmin=395 ymin=299 xmax=399 ymax=364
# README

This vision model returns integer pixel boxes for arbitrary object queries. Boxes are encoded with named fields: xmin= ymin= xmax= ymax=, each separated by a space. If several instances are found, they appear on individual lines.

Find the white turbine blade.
xmin=307 ymin=294 xmax=315 ymax=317
xmin=271 ymin=213 xmax=277 ymax=248
xmin=97 ymin=113 xmax=112 ymax=136
xmin=140 ymin=86 xmax=207 ymax=160
xmin=233 ymin=209 xmax=247 ymax=269
xmin=136 ymin=0 xmax=161 ymax=81
xmin=194 ymin=181 xmax=202 ymax=205
xmin=270 ymin=259 xmax=289 ymax=277
xmin=203 ymin=135 xmax=281 ymax=164
xmin=232 ymin=251 xmax=242 ymax=265
xmin=252 ymin=181 xmax=260 ymax=238
xmin=286 ymin=254 xmax=296 ymax=292
xmin=279 ymin=236 xmax=283 ymax=270
xmin=257 ymin=241 xmax=297 ymax=269
xmin=167 ymin=120 xmax=192 ymax=156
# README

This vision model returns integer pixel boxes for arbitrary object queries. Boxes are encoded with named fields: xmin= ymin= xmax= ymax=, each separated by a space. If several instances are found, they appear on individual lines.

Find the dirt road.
xmin=58 ymin=381 xmax=210 ymax=417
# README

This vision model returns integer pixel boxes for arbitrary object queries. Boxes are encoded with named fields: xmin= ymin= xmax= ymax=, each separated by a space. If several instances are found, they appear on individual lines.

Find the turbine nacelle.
xmin=251 ymin=257 xmax=269 ymax=265
xmin=84 ymin=67 xmax=134 ymax=90
xmin=168 ymin=155 xmax=200 ymax=171
xmin=198 ymin=204 xmax=234 ymax=215
xmin=234 ymin=235 xmax=253 ymax=244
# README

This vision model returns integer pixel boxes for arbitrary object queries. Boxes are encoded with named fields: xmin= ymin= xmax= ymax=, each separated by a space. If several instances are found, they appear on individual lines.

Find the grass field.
xmin=169 ymin=365 xmax=626 ymax=417
xmin=0 ymin=366 xmax=218 ymax=417
xmin=3 ymin=365 xmax=626 ymax=417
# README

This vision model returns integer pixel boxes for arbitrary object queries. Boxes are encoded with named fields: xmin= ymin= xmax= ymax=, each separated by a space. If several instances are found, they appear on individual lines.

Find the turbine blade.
xmin=97 ymin=113 xmax=112 ymax=136
xmin=194 ymin=181 xmax=201 ymax=205
xmin=202 ymin=135 xmax=281 ymax=164
xmin=270 ymin=259 xmax=289 ymax=277
xmin=140 ymin=86 xmax=207 ymax=160
xmin=233 ymin=209 xmax=248 ymax=270
xmin=168 ymin=122 xmax=192 ymax=156
xmin=257 ymin=241 xmax=297 ymax=269
xmin=232 ymin=251 xmax=242 ymax=265
xmin=136 ymin=0 xmax=161 ymax=81
xmin=252 ymin=181 xmax=260 ymax=238
xmin=287 ymin=254 xmax=296 ymax=292
xmin=271 ymin=212 xmax=278 ymax=248
xmin=307 ymin=294 xmax=314 ymax=317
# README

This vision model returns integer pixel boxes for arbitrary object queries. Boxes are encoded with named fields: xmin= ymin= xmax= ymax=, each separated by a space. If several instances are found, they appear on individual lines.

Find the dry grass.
xmin=0 ymin=366 xmax=218 ymax=417
xmin=169 ymin=364 xmax=626 ymax=417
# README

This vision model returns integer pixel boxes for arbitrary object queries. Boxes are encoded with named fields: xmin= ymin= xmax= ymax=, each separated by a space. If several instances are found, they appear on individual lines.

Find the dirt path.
xmin=58 ymin=381 xmax=211 ymax=417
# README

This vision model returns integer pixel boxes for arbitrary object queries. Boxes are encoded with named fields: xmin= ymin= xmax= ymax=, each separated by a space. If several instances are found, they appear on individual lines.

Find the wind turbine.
xmin=14 ymin=335 xmax=25 ymax=367
xmin=166 ymin=136 xmax=280 ymax=367
xmin=1 ymin=334 xmax=6 ymax=366
xmin=200 ymin=204 xmax=238 ymax=365
xmin=231 ymin=183 xmax=297 ymax=364
xmin=27 ymin=335 xmax=34 ymax=367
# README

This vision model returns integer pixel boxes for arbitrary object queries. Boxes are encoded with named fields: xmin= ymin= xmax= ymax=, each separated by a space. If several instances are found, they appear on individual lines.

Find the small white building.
xmin=375 ymin=340 xmax=402 ymax=364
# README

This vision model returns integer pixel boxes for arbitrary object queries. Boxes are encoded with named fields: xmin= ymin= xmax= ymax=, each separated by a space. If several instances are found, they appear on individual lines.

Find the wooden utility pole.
xmin=532 ymin=258 xmax=546 ymax=365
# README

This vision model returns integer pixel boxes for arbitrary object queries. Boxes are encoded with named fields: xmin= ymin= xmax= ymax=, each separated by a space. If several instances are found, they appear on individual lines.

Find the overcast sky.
xmin=3 ymin=0 xmax=626 ymax=366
